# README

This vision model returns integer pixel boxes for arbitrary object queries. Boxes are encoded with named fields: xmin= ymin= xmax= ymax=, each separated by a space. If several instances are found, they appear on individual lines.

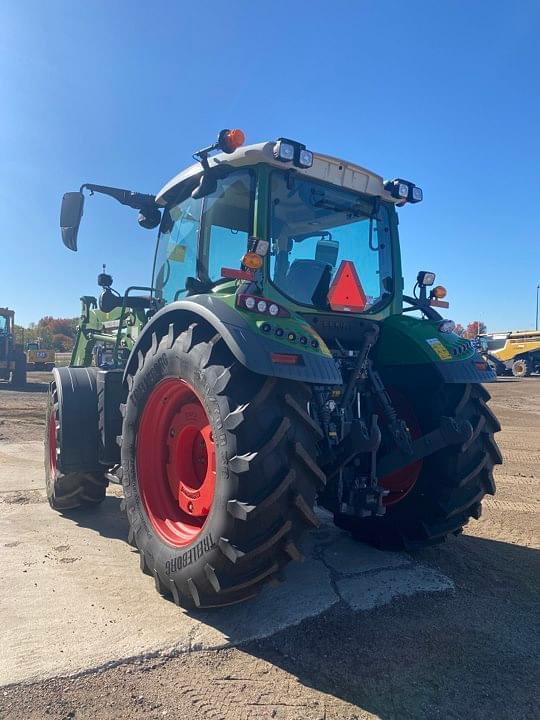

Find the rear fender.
xmin=123 ymin=296 xmax=342 ymax=385
xmin=374 ymin=315 xmax=497 ymax=385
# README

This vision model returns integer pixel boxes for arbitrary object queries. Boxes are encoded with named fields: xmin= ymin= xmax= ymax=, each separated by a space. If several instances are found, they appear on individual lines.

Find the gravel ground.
xmin=0 ymin=374 xmax=538 ymax=720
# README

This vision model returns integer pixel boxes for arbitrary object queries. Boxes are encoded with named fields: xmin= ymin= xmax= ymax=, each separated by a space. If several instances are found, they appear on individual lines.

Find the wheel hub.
xmin=166 ymin=403 xmax=216 ymax=517
xmin=136 ymin=378 xmax=216 ymax=547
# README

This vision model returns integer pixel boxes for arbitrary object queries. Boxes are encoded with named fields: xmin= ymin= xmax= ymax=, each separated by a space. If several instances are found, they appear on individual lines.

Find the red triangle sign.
xmin=327 ymin=260 xmax=367 ymax=312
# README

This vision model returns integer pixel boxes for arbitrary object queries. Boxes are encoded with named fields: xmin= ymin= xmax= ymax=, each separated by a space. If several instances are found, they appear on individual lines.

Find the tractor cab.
xmin=60 ymin=130 xmax=425 ymax=327
xmin=151 ymin=133 xmax=420 ymax=324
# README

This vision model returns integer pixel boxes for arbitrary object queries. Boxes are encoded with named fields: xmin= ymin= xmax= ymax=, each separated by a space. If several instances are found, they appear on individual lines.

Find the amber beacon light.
xmin=218 ymin=128 xmax=245 ymax=153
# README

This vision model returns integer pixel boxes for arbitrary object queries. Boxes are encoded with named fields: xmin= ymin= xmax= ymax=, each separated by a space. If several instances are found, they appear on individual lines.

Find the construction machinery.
xmin=45 ymin=130 xmax=502 ymax=609
xmin=478 ymin=330 xmax=540 ymax=377
xmin=26 ymin=341 xmax=55 ymax=371
xmin=0 ymin=308 xmax=27 ymax=386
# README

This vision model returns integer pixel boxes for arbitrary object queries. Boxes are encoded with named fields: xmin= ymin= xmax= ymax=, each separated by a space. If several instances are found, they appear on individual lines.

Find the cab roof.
xmin=155 ymin=141 xmax=399 ymax=207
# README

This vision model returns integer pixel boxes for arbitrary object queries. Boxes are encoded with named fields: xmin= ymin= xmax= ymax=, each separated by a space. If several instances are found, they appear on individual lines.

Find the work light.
xmin=274 ymin=141 xmax=295 ymax=162
xmin=384 ymin=179 xmax=409 ymax=200
xmin=384 ymin=178 xmax=423 ymax=204
xmin=417 ymin=271 xmax=436 ymax=286
xmin=273 ymin=138 xmax=313 ymax=168
xmin=298 ymin=149 xmax=313 ymax=168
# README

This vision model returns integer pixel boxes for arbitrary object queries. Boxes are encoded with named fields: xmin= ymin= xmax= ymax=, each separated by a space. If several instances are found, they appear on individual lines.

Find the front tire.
xmin=512 ymin=357 xmax=531 ymax=377
xmin=121 ymin=322 xmax=325 ymax=609
xmin=336 ymin=383 xmax=502 ymax=550
xmin=45 ymin=377 xmax=108 ymax=511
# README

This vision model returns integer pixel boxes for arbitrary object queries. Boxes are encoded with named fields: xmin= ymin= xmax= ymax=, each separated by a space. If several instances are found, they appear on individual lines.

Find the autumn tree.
xmin=464 ymin=321 xmax=487 ymax=339
xmin=13 ymin=317 xmax=78 ymax=351
xmin=52 ymin=334 xmax=74 ymax=352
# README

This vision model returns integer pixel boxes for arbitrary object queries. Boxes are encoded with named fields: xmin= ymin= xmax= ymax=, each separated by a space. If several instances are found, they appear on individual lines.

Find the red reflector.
xmin=221 ymin=267 xmax=254 ymax=281
xmin=271 ymin=353 xmax=302 ymax=365
xmin=430 ymin=299 xmax=449 ymax=308
xmin=327 ymin=260 xmax=367 ymax=312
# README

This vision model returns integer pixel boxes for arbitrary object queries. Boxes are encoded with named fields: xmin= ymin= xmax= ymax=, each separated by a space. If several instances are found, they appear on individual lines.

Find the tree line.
xmin=14 ymin=316 xmax=78 ymax=352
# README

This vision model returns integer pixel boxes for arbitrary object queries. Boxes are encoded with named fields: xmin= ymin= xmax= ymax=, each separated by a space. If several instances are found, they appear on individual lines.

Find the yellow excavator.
xmin=478 ymin=330 xmax=540 ymax=377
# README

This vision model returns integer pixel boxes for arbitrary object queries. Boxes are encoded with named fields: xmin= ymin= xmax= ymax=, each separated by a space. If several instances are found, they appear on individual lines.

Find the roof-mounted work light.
xmin=384 ymin=178 xmax=423 ymax=204
xmin=273 ymin=138 xmax=313 ymax=168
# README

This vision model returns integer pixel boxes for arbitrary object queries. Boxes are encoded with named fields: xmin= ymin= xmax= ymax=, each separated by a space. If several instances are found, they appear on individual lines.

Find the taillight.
xmin=236 ymin=294 xmax=289 ymax=318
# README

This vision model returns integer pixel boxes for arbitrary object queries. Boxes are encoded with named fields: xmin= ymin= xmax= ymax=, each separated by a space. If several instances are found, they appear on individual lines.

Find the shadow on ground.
xmin=64 ymin=494 xmax=540 ymax=719
xmin=0 ymin=382 xmax=49 ymax=393
xmin=241 ymin=534 xmax=540 ymax=719
xmin=67 ymin=495 xmax=129 ymax=542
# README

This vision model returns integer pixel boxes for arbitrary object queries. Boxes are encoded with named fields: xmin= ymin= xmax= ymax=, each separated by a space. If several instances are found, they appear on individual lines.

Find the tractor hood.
xmin=156 ymin=142 xmax=399 ymax=207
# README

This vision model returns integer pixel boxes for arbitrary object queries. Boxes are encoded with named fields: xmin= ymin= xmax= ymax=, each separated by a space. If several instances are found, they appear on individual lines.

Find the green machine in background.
xmin=46 ymin=129 xmax=501 ymax=608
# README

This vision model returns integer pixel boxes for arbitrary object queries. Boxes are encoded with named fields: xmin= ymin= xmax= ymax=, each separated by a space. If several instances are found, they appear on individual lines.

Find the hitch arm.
xmin=376 ymin=417 xmax=473 ymax=478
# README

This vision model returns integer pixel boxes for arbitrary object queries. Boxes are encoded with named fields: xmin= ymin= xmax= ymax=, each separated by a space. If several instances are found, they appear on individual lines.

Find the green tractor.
xmin=46 ymin=130 xmax=502 ymax=608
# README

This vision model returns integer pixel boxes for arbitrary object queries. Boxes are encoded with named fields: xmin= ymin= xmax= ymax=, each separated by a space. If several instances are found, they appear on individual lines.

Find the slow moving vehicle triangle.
xmin=327 ymin=260 xmax=367 ymax=311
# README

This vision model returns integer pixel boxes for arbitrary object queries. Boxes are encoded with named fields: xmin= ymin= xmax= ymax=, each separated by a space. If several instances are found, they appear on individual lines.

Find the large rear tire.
xmin=45 ymin=377 xmax=108 ymax=511
xmin=121 ymin=322 xmax=325 ymax=609
xmin=335 ymin=383 xmax=502 ymax=550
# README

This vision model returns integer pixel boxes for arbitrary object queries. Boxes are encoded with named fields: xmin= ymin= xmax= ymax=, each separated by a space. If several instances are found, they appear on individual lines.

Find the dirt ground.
xmin=0 ymin=373 xmax=538 ymax=720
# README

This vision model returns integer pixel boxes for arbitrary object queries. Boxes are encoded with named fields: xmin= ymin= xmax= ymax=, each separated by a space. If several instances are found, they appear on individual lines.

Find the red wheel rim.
xmin=48 ymin=411 xmax=57 ymax=478
xmin=379 ymin=391 xmax=423 ymax=506
xmin=136 ymin=378 xmax=216 ymax=547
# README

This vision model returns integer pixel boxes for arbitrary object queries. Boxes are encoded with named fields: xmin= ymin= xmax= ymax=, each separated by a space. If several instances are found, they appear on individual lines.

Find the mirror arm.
xmin=80 ymin=183 xmax=157 ymax=210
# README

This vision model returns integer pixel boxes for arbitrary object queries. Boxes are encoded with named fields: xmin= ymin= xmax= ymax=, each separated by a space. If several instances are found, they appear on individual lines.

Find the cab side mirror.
xmin=60 ymin=191 xmax=85 ymax=251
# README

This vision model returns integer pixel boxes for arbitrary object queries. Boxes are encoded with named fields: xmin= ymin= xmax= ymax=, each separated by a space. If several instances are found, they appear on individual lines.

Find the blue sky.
xmin=1 ymin=1 xmax=539 ymax=330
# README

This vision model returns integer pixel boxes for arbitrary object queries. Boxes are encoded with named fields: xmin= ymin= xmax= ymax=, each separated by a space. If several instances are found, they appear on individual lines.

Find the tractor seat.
xmin=284 ymin=259 xmax=329 ymax=305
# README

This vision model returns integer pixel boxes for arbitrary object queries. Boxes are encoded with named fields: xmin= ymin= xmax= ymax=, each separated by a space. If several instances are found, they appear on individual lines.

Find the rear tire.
xmin=45 ymin=378 xmax=108 ymax=511
xmin=121 ymin=321 xmax=324 ymax=609
xmin=335 ymin=383 xmax=502 ymax=550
